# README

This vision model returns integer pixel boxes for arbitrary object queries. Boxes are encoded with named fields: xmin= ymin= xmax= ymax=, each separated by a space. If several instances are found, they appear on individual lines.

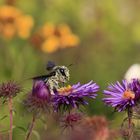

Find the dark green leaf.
xmin=0 ymin=115 xmax=8 ymax=121
xmin=16 ymin=126 xmax=27 ymax=133
xmin=0 ymin=129 xmax=9 ymax=134
xmin=32 ymin=130 xmax=40 ymax=140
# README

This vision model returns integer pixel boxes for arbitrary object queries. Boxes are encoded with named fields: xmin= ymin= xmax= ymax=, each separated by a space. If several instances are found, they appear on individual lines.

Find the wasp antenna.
xmin=68 ymin=63 xmax=74 ymax=67
xmin=46 ymin=61 xmax=56 ymax=71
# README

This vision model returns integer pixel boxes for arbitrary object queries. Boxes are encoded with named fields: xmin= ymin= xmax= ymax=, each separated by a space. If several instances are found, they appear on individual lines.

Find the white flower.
xmin=124 ymin=64 xmax=140 ymax=82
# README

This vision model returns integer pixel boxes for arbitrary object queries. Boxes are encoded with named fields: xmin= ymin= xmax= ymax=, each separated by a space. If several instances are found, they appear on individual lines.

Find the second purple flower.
xmin=103 ymin=79 xmax=140 ymax=112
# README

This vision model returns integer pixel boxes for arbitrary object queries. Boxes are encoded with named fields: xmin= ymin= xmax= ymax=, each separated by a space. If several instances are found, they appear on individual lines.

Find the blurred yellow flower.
xmin=0 ymin=5 xmax=34 ymax=39
xmin=57 ymin=24 xmax=71 ymax=36
xmin=31 ymin=23 xmax=80 ymax=53
xmin=2 ymin=23 xmax=16 ymax=39
xmin=16 ymin=15 xmax=34 ymax=39
xmin=41 ymin=36 xmax=60 ymax=53
xmin=0 ymin=5 xmax=21 ymax=19
xmin=41 ymin=23 xmax=55 ymax=38
xmin=60 ymin=34 xmax=80 ymax=48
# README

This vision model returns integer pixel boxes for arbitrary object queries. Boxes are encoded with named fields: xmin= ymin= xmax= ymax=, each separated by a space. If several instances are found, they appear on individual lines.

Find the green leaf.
xmin=0 ymin=115 xmax=8 ymax=121
xmin=16 ymin=126 xmax=27 ymax=133
xmin=2 ymin=99 xmax=7 ymax=104
xmin=12 ymin=109 xmax=17 ymax=116
xmin=32 ymin=130 xmax=40 ymax=140
xmin=39 ymin=118 xmax=46 ymax=124
xmin=0 ymin=129 xmax=9 ymax=134
xmin=39 ymin=118 xmax=48 ymax=130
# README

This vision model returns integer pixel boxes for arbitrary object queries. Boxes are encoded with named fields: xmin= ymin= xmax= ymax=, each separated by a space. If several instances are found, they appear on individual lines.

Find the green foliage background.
xmin=0 ymin=0 xmax=140 ymax=139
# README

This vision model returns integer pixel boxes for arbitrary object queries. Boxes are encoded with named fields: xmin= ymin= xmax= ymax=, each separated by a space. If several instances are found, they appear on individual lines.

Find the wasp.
xmin=32 ymin=61 xmax=70 ymax=94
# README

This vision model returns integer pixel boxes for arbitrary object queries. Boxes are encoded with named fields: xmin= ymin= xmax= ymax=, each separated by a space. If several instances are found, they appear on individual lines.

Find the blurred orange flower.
xmin=31 ymin=23 xmax=80 ymax=53
xmin=41 ymin=23 xmax=55 ymax=38
xmin=60 ymin=34 xmax=80 ymax=48
xmin=41 ymin=36 xmax=60 ymax=53
xmin=57 ymin=24 xmax=72 ymax=35
xmin=0 ymin=5 xmax=34 ymax=39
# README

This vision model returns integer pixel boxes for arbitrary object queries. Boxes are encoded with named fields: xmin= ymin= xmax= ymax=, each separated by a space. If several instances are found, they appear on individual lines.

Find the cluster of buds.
xmin=31 ymin=23 xmax=80 ymax=53
xmin=0 ymin=5 xmax=34 ymax=39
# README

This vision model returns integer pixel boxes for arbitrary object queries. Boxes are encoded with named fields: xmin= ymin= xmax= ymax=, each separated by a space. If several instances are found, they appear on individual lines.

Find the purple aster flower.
xmin=129 ymin=79 xmax=140 ymax=115
xmin=52 ymin=81 xmax=99 ymax=112
xmin=24 ymin=80 xmax=51 ymax=114
xmin=129 ymin=79 xmax=140 ymax=101
xmin=103 ymin=80 xmax=136 ymax=112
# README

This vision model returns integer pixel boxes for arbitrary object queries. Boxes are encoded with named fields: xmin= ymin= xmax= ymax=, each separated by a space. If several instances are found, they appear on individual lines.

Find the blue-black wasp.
xmin=32 ymin=61 xmax=70 ymax=94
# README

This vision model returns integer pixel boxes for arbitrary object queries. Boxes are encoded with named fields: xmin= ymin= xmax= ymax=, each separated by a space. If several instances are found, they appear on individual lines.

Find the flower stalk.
xmin=127 ymin=107 xmax=133 ymax=129
xmin=24 ymin=80 xmax=51 ymax=140
xmin=8 ymin=97 xmax=13 ymax=140
xmin=25 ymin=115 xmax=36 ymax=140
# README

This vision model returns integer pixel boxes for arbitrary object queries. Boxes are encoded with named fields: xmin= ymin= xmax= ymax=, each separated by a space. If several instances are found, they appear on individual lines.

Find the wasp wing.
xmin=32 ymin=75 xmax=49 ymax=82
xmin=32 ymin=72 xmax=56 ymax=82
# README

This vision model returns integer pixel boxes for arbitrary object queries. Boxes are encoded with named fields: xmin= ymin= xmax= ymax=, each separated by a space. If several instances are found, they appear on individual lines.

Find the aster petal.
xmin=72 ymin=82 xmax=81 ymax=89
xmin=122 ymin=80 xmax=128 ymax=89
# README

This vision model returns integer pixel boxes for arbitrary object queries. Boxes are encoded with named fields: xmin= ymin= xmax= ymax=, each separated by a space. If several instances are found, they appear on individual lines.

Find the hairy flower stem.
xmin=8 ymin=97 xmax=13 ymax=140
xmin=127 ymin=107 xmax=133 ymax=129
xmin=25 ymin=115 xmax=36 ymax=140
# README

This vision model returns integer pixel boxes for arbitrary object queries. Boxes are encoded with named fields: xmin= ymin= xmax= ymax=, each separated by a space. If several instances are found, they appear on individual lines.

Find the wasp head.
xmin=53 ymin=66 xmax=70 ymax=83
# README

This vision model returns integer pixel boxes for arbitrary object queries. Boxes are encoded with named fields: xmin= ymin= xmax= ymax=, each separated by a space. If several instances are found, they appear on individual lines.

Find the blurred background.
xmin=0 ymin=0 xmax=140 ymax=139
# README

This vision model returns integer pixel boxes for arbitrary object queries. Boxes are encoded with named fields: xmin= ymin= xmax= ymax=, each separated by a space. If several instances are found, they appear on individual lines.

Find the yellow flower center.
xmin=123 ymin=90 xmax=135 ymax=99
xmin=58 ymin=85 xmax=73 ymax=96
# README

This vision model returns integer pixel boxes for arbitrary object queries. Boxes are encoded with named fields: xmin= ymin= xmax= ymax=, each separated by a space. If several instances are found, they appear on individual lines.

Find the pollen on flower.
xmin=123 ymin=90 xmax=135 ymax=99
xmin=58 ymin=85 xmax=73 ymax=95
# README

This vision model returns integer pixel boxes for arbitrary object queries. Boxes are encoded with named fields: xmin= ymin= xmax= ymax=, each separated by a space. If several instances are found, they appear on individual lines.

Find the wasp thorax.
xmin=53 ymin=66 xmax=70 ymax=83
